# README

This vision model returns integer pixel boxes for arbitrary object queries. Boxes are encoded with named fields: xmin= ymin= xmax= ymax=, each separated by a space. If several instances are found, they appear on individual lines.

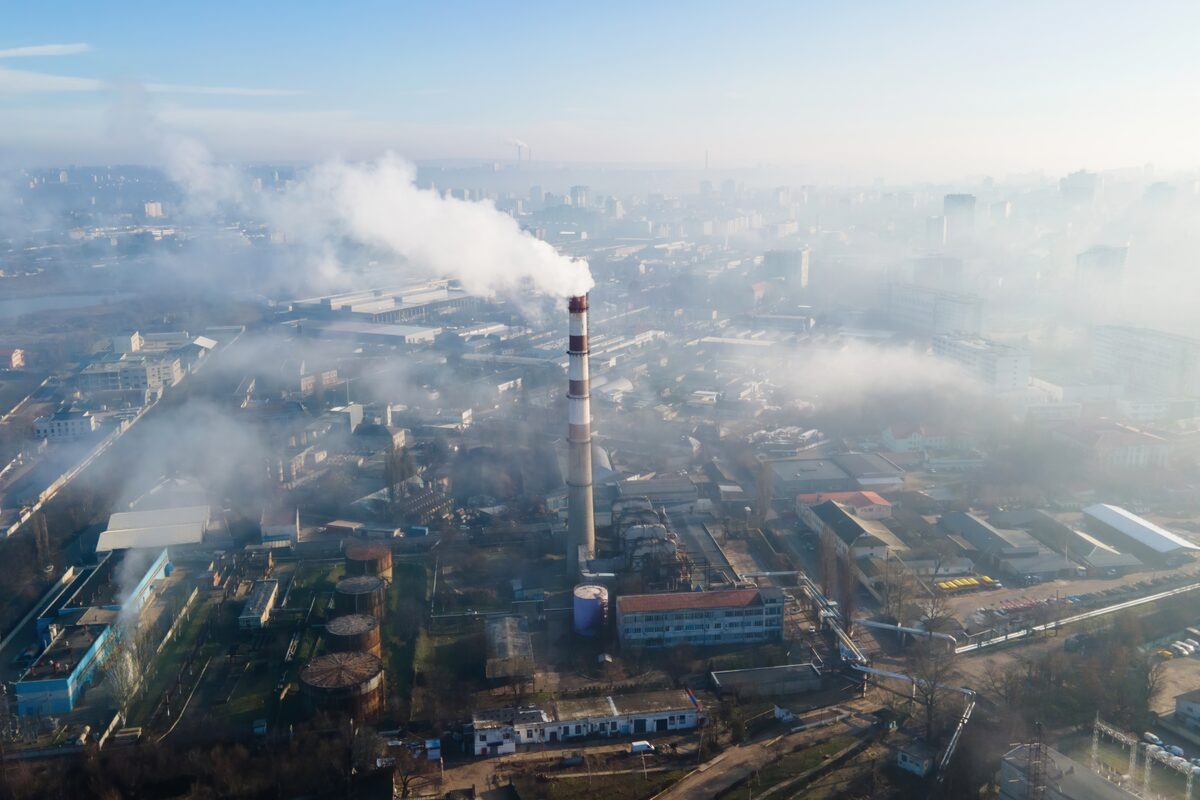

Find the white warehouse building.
xmin=1082 ymin=504 xmax=1199 ymax=563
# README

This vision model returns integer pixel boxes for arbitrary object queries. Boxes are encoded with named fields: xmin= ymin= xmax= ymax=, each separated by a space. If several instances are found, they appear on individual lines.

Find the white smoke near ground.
xmin=770 ymin=340 xmax=983 ymax=407
xmin=757 ymin=339 xmax=995 ymax=436
xmin=153 ymin=127 xmax=592 ymax=300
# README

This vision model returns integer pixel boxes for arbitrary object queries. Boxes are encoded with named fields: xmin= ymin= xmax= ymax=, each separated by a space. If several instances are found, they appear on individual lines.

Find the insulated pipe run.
xmin=567 ymin=294 xmax=595 ymax=563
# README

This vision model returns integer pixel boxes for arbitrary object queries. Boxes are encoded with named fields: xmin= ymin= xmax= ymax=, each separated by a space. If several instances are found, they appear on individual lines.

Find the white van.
xmin=629 ymin=741 xmax=656 ymax=755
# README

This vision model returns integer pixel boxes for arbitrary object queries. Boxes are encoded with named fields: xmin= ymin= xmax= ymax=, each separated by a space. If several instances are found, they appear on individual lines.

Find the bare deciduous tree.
xmin=102 ymin=622 xmax=156 ymax=724
xmin=909 ymin=639 xmax=958 ymax=742
xmin=879 ymin=555 xmax=913 ymax=622
xmin=392 ymin=746 xmax=431 ymax=799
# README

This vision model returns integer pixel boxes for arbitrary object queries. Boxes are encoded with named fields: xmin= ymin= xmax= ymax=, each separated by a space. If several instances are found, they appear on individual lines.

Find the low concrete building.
xmin=79 ymin=352 xmax=183 ymax=392
xmin=471 ymin=689 xmax=701 ymax=756
xmin=239 ymin=580 xmax=279 ymax=629
xmin=16 ymin=549 xmax=169 ymax=716
xmin=616 ymin=475 xmax=699 ymax=508
xmin=831 ymin=453 xmax=905 ymax=489
xmin=33 ymin=408 xmax=98 ymax=441
xmin=897 ymin=740 xmax=937 ymax=777
xmin=710 ymin=663 xmax=821 ymax=700
xmin=802 ymin=500 xmax=908 ymax=560
xmin=1175 ymin=688 xmax=1200 ymax=730
xmin=260 ymin=506 xmax=298 ymax=548
xmin=485 ymin=616 xmax=535 ymax=682
xmin=616 ymin=588 xmax=785 ymax=648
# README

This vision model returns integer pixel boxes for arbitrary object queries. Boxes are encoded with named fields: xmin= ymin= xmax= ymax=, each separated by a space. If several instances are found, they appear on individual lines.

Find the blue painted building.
xmin=16 ymin=548 xmax=169 ymax=717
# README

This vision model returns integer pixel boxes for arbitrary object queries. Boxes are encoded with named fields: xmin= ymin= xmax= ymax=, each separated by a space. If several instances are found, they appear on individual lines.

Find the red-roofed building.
xmin=0 ymin=348 xmax=25 ymax=370
xmin=616 ymin=587 xmax=784 ymax=647
xmin=795 ymin=490 xmax=891 ymax=520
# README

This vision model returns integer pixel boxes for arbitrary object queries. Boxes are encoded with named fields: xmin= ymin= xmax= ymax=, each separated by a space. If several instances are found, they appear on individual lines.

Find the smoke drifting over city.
xmin=4 ymin=5 xmax=1200 ymax=799
xmin=161 ymin=132 xmax=593 ymax=300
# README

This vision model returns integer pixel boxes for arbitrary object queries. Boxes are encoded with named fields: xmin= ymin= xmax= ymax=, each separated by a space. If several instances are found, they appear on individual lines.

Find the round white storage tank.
xmin=573 ymin=584 xmax=609 ymax=637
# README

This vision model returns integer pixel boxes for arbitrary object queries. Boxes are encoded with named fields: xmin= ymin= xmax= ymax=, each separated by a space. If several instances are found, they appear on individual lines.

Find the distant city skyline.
xmin=3 ymin=0 xmax=1200 ymax=180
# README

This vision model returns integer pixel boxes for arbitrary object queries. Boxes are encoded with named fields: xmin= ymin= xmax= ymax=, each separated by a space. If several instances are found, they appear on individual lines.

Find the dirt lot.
xmin=1152 ymin=653 xmax=1200 ymax=716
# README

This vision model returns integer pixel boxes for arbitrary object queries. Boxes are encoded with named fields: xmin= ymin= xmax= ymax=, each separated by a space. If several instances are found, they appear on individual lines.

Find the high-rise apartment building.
xmin=943 ymin=193 xmax=976 ymax=244
xmin=1092 ymin=325 xmax=1200 ymax=397
xmin=889 ymin=283 xmax=983 ymax=336
xmin=933 ymin=335 xmax=1030 ymax=393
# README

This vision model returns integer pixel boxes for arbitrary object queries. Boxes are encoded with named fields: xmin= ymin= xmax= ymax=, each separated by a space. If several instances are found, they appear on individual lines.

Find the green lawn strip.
xmin=715 ymin=736 xmax=855 ymax=799
xmin=125 ymin=598 xmax=216 ymax=727
xmin=512 ymin=769 xmax=685 ymax=800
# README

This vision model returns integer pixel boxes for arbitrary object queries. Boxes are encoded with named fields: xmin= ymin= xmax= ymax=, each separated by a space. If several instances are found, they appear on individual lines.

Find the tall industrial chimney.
xmin=567 ymin=294 xmax=596 ymax=565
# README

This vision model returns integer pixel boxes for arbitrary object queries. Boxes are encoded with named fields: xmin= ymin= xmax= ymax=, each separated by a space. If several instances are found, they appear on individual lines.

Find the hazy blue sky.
xmin=3 ymin=0 xmax=1198 ymax=179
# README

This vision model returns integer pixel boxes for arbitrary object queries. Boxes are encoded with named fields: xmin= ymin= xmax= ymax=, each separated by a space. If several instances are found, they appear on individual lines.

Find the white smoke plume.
xmin=267 ymin=154 xmax=592 ymax=298
xmin=160 ymin=133 xmax=592 ymax=299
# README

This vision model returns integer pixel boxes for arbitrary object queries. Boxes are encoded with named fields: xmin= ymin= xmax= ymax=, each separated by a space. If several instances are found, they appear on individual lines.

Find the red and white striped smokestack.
xmin=567 ymin=294 xmax=596 ymax=564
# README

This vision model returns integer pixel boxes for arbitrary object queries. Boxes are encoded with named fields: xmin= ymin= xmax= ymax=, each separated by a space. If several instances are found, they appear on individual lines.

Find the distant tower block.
xmin=567 ymin=294 xmax=596 ymax=566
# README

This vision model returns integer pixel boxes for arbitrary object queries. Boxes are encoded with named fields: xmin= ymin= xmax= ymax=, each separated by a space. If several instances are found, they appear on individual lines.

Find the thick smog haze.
xmin=3 ymin=1 xmax=1200 ymax=178
xmin=4 ymin=4 xmax=1200 ymax=799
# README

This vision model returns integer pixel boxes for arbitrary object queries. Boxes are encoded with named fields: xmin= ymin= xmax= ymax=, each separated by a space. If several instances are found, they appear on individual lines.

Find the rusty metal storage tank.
xmin=325 ymin=614 xmax=382 ymax=658
xmin=344 ymin=542 xmax=393 ymax=580
xmin=334 ymin=575 xmax=387 ymax=618
xmin=300 ymin=651 xmax=384 ymax=721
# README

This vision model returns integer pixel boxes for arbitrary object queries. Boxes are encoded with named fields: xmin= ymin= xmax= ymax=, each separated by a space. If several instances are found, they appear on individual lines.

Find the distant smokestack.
xmin=567 ymin=294 xmax=595 ymax=565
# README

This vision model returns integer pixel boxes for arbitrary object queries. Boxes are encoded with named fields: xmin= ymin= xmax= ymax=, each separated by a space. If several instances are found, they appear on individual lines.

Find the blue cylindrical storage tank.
xmin=573 ymin=584 xmax=608 ymax=637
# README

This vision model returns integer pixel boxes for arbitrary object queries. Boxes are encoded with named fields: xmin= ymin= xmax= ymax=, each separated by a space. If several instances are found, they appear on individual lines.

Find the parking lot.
xmin=945 ymin=565 xmax=1200 ymax=635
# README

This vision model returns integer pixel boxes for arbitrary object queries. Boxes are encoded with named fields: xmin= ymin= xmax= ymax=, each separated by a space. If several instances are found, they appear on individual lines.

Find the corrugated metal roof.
xmin=97 ymin=505 xmax=210 ymax=551
xmin=1083 ymin=504 xmax=1199 ymax=554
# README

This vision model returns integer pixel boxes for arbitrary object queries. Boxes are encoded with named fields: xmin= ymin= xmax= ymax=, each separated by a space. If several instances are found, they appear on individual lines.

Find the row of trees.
xmin=980 ymin=613 xmax=1163 ymax=730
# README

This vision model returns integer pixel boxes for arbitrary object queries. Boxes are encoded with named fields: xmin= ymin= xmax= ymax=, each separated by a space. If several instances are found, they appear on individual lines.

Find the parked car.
xmin=1145 ymin=732 xmax=1163 ymax=746
xmin=629 ymin=741 xmax=655 ymax=755
xmin=1167 ymin=745 xmax=1186 ymax=757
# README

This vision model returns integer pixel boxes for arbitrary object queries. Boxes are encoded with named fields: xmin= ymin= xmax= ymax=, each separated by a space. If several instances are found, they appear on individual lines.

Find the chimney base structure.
xmin=567 ymin=294 xmax=596 ymax=567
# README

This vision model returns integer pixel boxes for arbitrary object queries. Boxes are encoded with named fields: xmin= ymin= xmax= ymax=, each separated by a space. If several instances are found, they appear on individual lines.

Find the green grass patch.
xmin=379 ymin=560 xmax=427 ymax=722
xmin=513 ymin=769 xmax=685 ymax=800
xmin=291 ymin=560 xmax=345 ymax=594
xmin=716 ymin=736 xmax=855 ymax=799
xmin=409 ymin=625 xmax=487 ymax=725
xmin=125 ymin=597 xmax=216 ymax=728
xmin=225 ymin=660 xmax=280 ymax=730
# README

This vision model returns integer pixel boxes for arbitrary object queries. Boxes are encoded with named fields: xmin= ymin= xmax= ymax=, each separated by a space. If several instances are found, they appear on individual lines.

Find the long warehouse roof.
xmin=1083 ymin=504 xmax=1199 ymax=554
xmin=97 ymin=505 xmax=210 ymax=552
